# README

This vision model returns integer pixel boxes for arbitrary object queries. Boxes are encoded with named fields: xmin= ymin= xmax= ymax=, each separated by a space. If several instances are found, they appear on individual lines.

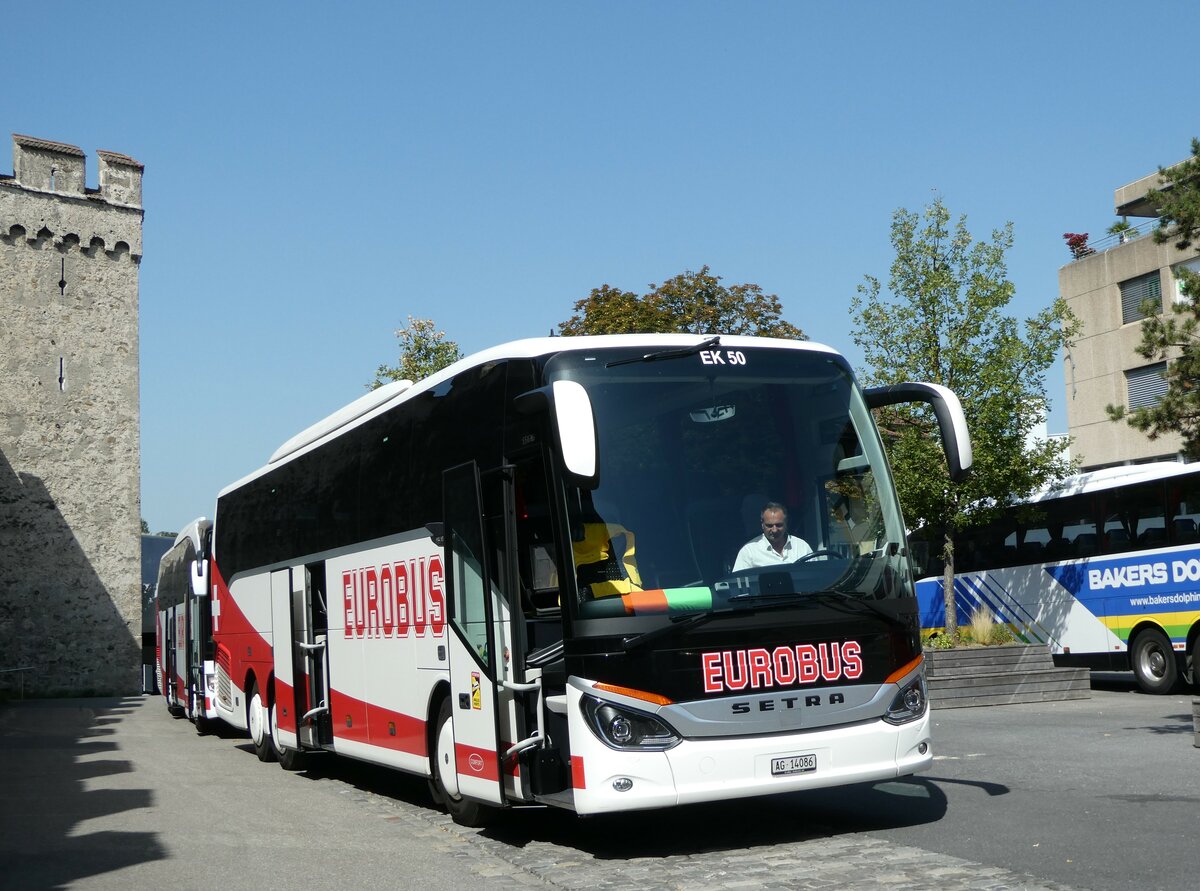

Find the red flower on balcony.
xmin=1063 ymin=232 xmax=1094 ymax=259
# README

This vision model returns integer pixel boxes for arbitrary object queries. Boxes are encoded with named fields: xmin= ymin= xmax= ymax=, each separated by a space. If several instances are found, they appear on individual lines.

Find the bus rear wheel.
xmin=430 ymin=697 xmax=490 ymax=827
xmin=1191 ymin=636 xmax=1200 ymax=693
xmin=248 ymin=683 xmax=277 ymax=762
xmin=270 ymin=700 xmax=309 ymax=771
xmin=1131 ymin=628 xmax=1181 ymax=694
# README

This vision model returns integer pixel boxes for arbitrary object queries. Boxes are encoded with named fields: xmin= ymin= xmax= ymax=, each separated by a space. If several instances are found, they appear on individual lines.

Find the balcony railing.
xmin=1069 ymin=218 xmax=1160 ymax=260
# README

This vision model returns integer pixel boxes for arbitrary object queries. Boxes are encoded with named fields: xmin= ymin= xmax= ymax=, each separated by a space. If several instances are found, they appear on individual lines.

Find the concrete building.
xmin=0 ymin=133 xmax=144 ymax=695
xmin=1060 ymin=162 xmax=1200 ymax=470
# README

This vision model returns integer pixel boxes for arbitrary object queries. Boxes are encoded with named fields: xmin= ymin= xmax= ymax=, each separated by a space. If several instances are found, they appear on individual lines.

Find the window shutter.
xmin=1120 ymin=272 xmax=1162 ymax=324
xmin=1126 ymin=363 xmax=1168 ymax=410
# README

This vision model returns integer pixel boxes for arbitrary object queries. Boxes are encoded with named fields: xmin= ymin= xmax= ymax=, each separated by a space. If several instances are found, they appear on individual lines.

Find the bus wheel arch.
xmin=1129 ymin=624 xmax=1182 ymax=694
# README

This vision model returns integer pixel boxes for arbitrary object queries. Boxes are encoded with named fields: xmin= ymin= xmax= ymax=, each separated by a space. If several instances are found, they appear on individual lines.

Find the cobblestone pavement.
xmin=343 ymin=779 xmax=1080 ymax=891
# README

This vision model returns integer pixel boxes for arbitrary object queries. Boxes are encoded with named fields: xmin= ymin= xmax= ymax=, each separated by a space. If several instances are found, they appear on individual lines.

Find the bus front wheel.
xmin=431 ymin=697 xmax=489 ymax=827
xmin=1131 ymin=628 xmax=1181 ymax=694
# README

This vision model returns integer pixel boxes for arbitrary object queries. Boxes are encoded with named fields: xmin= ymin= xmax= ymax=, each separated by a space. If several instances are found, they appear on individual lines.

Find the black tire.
xmin=248 ymin=682 xmax=277 ymax=762
xmin=430 ymin=697 xmax=490 ymax=827
xmin=1190 ymin=635 xmax=1200 ymax=693
xmin=271 ymin=700 xmax=309 ymax=771
xmin=1131 ymin=628 xmax=1182 ymax=694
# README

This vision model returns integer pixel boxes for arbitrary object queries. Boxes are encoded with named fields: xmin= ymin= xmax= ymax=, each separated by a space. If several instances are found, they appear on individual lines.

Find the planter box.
xmin=925 ymin=643 xmax=1091 ymax=709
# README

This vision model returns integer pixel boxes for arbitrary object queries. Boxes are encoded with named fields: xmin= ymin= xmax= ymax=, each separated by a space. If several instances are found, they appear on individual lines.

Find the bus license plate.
xmin=771 ymin=753 xmax=817 ymax=776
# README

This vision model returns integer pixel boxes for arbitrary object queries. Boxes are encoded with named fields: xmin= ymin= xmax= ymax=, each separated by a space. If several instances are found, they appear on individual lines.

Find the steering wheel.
xmin=796 ymin=549 xmax=841 ymax=563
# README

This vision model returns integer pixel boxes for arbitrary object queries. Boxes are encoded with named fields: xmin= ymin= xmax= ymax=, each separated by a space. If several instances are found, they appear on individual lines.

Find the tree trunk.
xmin=942 ymin=530 xmax=958 ymax=644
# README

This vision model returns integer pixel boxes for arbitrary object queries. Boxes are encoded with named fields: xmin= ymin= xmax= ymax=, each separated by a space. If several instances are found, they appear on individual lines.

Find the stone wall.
xmin=0 ymin=134 xmax=143 ymax=695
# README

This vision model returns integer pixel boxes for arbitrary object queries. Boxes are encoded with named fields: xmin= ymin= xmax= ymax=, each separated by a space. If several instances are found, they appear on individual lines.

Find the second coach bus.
xmin=210 ymin=333 xmax=971 ymax=823
xmin=913 ymin=462 xmax=1200 ymax=694
xmin=155 ymin=518 xmax=219 ymax=729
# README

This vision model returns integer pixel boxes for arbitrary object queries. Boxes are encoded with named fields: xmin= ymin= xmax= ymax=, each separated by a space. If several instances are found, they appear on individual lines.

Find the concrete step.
xmin=925 ymin=644 xmax=1091 ymax=709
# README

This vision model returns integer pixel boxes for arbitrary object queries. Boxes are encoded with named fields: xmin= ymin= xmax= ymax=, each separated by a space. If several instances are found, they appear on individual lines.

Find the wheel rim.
xmin=437 ymin=713 xmax=461 ymax=799
xmin=1139 ymin=642 xmax=1168 ymax=680
xmin=249 ymin=691 xmax=266 ymax=745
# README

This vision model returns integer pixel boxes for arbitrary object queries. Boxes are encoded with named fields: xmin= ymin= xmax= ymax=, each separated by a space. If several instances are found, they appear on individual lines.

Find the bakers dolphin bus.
xmin=209 ymin=334 xmax=971 ymax=824
xmin=911 ymin=462 xmax=1200 ymax=695
xmin=155 ymin=517 xmax=219 ymax=729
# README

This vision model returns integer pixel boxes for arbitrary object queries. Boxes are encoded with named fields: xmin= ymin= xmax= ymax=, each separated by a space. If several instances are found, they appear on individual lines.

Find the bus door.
xmin=270 ymin=566 xmax=331 ymax=750
xmin=186 ymin=567 xmax=205 ymax=716
xmin=442 ymin=461 xmax=508 ymax=807
xmin=162 ymin=607 xmax=178 ymax=707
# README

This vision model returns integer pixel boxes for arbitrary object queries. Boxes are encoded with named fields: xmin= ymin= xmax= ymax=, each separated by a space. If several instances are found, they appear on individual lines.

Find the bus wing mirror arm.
xmin=514 ymin=381 xmax=599 ymax=490
xmin=864 ymin=383 xmax=973 ymax=483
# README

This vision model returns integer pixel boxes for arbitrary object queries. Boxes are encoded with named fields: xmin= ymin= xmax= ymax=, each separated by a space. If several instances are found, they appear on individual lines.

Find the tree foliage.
xmin=1107 ymin=138 xmax=1200 ymax=456
xmin=851 ymin=198 xmax=1078 ymax=640
xmin=371 ymin=316 xmax=463 ymax=389
xmin=558 ymin=266 xmax=806 ymax=339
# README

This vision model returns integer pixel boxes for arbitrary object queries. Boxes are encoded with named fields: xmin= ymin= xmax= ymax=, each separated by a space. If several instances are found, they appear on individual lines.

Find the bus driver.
xmin=733 ymin=502 xmax=813 ymax=571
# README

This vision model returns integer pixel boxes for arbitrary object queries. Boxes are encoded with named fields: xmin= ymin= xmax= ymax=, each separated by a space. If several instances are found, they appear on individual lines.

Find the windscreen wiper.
xmin=621 ymin=609 xmax=723 ymax=652
xmin=606 ymin=336 xmax=721 ymax=368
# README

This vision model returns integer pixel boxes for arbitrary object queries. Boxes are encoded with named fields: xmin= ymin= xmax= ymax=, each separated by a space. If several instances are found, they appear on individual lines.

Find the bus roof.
xmin=217 ymin=334 xmax=839 ymax=500
xmin=1029 ymin=461 xmax=1198 ymax=503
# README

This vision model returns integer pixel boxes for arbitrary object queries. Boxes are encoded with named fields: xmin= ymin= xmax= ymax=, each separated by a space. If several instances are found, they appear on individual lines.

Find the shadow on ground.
xmin=283 ymin=746 xmax=950 ymax=859
xmin=0 ymin=698 xmax=167 ymax=888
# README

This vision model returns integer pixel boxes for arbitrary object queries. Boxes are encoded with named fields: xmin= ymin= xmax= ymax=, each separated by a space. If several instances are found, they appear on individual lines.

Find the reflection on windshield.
xmin=546 ymin=348 xmax=912 ymax=623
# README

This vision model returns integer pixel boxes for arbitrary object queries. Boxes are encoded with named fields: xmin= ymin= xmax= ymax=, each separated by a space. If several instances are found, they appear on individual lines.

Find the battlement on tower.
xmin=4 ymin=133 xmax=143 ymax=208
xmin=1 ymin=133 xmax=144 ymax=258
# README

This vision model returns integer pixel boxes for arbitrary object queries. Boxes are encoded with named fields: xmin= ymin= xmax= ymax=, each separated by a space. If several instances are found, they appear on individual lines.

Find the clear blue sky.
xmin=5 ymin=2 xmax=1196 ymax=534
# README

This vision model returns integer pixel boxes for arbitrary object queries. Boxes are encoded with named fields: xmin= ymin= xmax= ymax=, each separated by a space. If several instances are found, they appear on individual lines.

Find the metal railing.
xmin=1069 ymin=217 xmax=1160 ymax=260
xmin=0 ymin=666 xmax=35 ymax=700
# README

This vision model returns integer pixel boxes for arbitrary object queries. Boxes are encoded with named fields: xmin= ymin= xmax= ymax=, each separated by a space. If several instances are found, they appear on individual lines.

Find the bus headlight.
xmin=581 ymin=696 xmax=681 ymax=751
xmin=883 ymin=675 xmax=928 ymax=725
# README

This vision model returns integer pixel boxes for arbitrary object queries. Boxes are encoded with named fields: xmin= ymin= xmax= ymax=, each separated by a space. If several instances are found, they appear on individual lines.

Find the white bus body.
xmin=211 ymin=334 xmax=969 ymax=820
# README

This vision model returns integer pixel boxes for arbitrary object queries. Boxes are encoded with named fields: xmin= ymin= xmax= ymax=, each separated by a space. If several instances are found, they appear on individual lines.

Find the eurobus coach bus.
xmin=155 ymin=518 xmax=219 ymax=729
xmin=912 ymin=462 xmax=1200 ymax=695
xmin=209 ymin=334 xmax=971 ymax=824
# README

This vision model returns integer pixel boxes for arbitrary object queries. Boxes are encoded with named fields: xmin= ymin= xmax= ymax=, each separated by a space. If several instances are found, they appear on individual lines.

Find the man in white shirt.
xmin=732 ymin=502 xmax=813 ymax=571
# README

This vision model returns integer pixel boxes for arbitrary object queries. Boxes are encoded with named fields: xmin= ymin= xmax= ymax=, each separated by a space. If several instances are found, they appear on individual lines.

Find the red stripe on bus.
xmin=327 ymin=687 xmax=428 ymax=755
xmin=571 ymin=755 xmax=586 ymax=789
xmin=455 ymin=742 xmax=500 ymax=782
xmin=275 ymin=678 xmax=297 ymax=733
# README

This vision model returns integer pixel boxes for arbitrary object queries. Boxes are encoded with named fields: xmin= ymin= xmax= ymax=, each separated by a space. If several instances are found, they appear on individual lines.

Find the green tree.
xmin=851 ymin=198 xmax=1079 ymax=643
xmin=371 ymin=316 xmax=463 ymax=389
xmin=558 ymin=266 xmax=806 ymax=339
xmin=1107 ymin=138 xmax=1200 ymax=456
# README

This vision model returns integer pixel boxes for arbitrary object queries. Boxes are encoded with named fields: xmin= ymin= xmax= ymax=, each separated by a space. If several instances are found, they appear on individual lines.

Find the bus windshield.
xmin=543 ymin=345 xmax=912 ymax=627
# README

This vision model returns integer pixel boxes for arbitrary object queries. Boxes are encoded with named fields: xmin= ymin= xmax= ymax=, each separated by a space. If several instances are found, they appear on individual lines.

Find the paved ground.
xmin=2 ymin=678 xmax=1197 ymax=890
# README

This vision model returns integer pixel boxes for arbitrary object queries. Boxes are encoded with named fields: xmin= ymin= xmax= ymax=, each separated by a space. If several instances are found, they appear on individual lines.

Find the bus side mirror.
xmin=865 ymin=382 xmax=973 ymax=483
xmin=191 ymin=559 xmax=210 ymax=598
xmin=515 ymin=380 xmax=599 ymax=490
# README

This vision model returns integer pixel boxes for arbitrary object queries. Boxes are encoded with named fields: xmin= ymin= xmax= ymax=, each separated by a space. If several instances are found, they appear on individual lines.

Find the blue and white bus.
xmin=912 ymin=462 xmax=1200 ymax=694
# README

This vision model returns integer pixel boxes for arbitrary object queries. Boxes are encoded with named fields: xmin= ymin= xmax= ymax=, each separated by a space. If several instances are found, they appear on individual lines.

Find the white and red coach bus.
xmin=155 ymin=517 xmax=218 ymax=730
xmin=209 ymin=334 xmax=971 ymax=824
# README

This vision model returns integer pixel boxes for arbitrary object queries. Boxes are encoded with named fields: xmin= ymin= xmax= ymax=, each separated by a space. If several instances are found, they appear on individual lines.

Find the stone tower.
xmin=0 ymin=134 xmax=143 ymax=695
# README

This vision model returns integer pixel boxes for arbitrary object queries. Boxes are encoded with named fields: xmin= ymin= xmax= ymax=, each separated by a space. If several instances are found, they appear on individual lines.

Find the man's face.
xmin=761 ymin=509 xmax=787 ymax=548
